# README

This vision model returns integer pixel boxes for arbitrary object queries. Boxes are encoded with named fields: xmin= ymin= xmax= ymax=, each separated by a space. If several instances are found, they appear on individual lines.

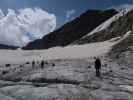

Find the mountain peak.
xmin=23 ymin=9 xmax=118 ymax=50
xmin=115 ymin=4 xmax=133 ymax=13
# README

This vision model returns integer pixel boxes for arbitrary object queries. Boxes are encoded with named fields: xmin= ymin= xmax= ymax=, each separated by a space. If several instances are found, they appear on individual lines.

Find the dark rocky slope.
xmin=0 ymin=44 xmax=18 ymax=50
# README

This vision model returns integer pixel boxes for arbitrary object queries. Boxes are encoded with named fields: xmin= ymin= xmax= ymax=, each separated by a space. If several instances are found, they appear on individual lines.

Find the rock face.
xmin=23 ymin=9 xmax=118 ymax=50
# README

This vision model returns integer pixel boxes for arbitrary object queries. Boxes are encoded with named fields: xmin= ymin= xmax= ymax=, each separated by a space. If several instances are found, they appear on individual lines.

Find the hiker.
xmin=41 ymin=60 xmax=44 ymax=68
xmin=94 ymin=57 xmax=101 ymax=77
xmin=32 ymin=61 xmax=35 ymax=68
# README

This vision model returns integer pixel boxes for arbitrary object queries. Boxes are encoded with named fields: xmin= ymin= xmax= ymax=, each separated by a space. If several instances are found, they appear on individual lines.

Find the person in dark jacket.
xmin=41 ymin=60 xmax=44 ymax=69
xmin=32 ymin=61 xmax=35 ymax=67
xmin=94 ymin=57 xmax=101 ymax=77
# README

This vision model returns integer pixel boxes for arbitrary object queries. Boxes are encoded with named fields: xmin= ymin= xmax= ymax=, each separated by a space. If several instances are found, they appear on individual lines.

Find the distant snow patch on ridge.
xmin=0 ymin=8 xmax=56 ymax=46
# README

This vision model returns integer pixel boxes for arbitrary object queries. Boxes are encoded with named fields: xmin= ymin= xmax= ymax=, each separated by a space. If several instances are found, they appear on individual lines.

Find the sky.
xmin=0 ymin=0 xmax=133 ymax=46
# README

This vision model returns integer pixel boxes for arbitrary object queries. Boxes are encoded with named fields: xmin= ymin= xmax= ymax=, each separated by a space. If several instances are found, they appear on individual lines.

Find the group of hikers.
xmin=31 ymin=57 xmax=102 ymax=78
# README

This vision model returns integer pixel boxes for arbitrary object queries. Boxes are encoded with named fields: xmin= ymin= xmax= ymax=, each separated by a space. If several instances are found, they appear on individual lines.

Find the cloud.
xmin=0 ymin=8 xmax=56 ymax=46
xmin=65 ymin=9 xmax=76 ymax=22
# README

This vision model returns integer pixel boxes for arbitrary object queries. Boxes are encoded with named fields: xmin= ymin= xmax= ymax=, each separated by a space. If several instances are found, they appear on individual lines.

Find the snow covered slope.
xmin=0 ymin=39 xmax=116 ymax=64
xmin=82 ymin=5 xmax=133 ymax=38
xmin=73 ymin=6 xmax=133 ymax=45
xmin=82 ymin=11 xmax=124 ymax=37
